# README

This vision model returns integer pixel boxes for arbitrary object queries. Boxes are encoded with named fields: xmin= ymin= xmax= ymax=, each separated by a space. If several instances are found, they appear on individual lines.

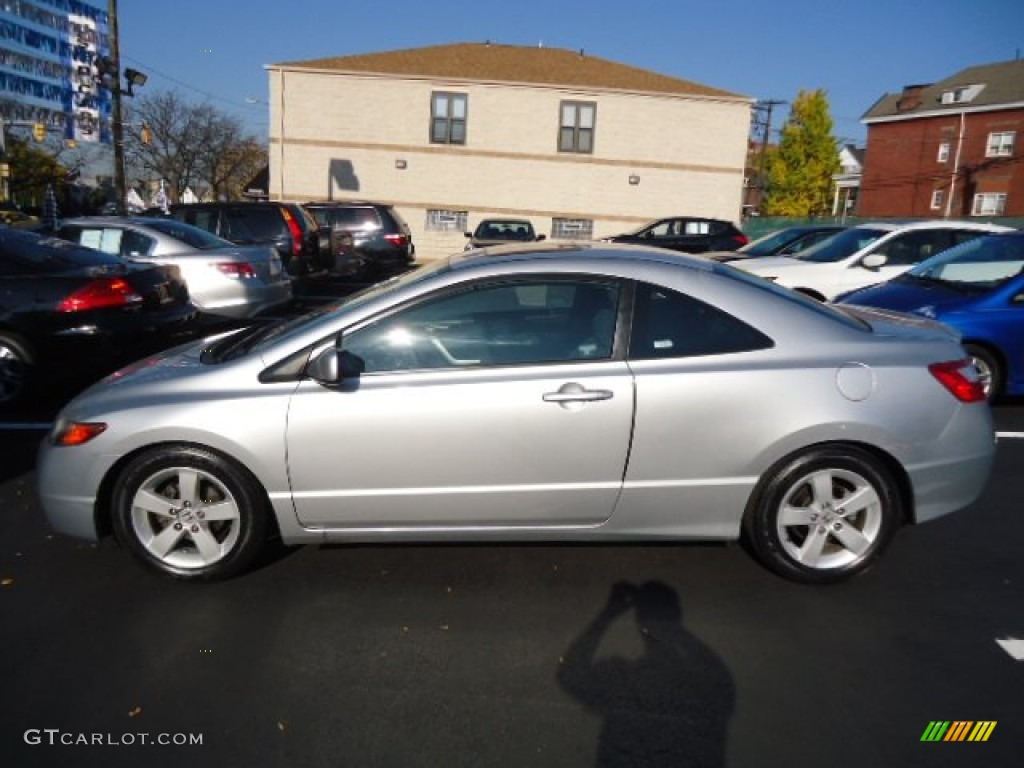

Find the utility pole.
xmin=750 ymin=99 xmax=785 ymax=214
xmin=108 ymin=0 xmax=126 ymax=214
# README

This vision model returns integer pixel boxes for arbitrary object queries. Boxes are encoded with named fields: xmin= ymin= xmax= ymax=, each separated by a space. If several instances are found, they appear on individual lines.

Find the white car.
xmin=734 ymin=220 xmax=1013 ymax=301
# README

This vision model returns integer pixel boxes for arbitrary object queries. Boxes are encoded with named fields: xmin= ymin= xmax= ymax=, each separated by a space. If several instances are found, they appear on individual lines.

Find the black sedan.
xmin=0 ymin=228 xmax=199 ymax=408
xmin=602 ymin=216 xmax=748 ymax=254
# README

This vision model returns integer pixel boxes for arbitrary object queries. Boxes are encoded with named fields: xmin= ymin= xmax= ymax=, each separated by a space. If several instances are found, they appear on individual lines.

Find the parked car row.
xmin=148 ymin=200 xmax=416 ymax=280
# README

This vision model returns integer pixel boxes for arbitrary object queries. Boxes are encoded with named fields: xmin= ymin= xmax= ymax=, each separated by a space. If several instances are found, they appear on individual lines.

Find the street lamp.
xmin=123 ymin=68 xmax=148 ymax=95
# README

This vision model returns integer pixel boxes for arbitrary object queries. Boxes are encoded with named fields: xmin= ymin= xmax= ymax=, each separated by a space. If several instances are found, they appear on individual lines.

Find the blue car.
xmin=837 ymin=231 xmax=1024 ymax=400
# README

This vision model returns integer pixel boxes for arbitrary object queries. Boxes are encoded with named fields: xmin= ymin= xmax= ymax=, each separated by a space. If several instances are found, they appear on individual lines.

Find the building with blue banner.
xmin=0 ymin=0 xmax=111 ymax=144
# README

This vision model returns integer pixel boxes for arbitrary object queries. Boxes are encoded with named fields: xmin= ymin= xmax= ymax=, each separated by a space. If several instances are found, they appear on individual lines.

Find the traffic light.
xmin=33 ymin=123 xmax=46 ymax=142
xmin=94 ymin=56 xmax=115 ymax=89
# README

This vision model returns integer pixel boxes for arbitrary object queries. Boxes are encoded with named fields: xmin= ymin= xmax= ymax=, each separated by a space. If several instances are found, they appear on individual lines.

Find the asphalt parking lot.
xmin=1 ymin=276 xmax=1022 ymax=767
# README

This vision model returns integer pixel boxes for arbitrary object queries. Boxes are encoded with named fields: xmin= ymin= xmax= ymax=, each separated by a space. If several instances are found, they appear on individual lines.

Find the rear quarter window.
xmin=629 ymin=281 xmax=773 ymax=360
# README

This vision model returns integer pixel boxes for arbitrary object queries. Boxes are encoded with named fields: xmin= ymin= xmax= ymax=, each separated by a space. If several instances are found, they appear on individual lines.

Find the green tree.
xmin=762 ymin=89 xmax=840 ymax=217
xmin=1 ymin=135 xmax=84 ymax=211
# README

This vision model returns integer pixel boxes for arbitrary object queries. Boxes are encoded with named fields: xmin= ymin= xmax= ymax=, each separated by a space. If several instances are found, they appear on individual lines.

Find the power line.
xmin=119 ymin=53 xmax=267 ymax=114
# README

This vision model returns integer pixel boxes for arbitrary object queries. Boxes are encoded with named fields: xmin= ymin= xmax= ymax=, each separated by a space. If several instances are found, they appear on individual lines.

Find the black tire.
xmin=964 ymin=344 xmax=1001 ymax=402
xmin=111 ymin=445 xmax=269 ymax=581
xmin=743 ymin=446 xmax=901 ymax=584
xmin=0 ymin=331 xmax=35 ymax=409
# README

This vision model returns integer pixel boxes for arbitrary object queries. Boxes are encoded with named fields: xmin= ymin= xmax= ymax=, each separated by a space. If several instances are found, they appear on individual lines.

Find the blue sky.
xmin=119 ymin=0 xmax=1024 ymax=145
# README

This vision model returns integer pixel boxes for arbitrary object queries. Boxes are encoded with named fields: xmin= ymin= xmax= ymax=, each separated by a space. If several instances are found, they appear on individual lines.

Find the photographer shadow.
xmin=558 ymin=581 xmax=735 ymax=767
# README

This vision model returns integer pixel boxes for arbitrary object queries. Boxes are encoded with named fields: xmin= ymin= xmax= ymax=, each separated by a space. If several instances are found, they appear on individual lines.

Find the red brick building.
xmin=859 ymin=60 xmax=1024 ymax=218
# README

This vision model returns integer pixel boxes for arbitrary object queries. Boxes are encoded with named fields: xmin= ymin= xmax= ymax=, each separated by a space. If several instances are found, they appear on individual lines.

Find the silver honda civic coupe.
xmin=37 ymin=244 xmax=996 ymax=584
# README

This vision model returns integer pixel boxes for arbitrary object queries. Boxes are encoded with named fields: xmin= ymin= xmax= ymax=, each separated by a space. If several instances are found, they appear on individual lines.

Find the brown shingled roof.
xmin=271 ymin=42 xmax=746 ymax=101
xmin=863 ymin=59 xmax=1024 ymax=121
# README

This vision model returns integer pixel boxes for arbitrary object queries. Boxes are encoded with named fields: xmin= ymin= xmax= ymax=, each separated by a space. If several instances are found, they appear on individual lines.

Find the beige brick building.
xmin=266 ymin=43 xmax=752 ymax=261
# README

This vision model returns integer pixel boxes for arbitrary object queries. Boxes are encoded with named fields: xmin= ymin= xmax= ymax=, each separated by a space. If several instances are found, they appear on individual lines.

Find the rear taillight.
xmin=929 ymin=359 xmax=986 ymax=403
xmin=215 ymin=262 xmax=257 ymax=279
xmin=733 ymin=234 xmax=750 ymax=246
xmin=384 ymin=233 xmax=409 ymax=248
xmin=57 ymin=277 xmax=143 ymax=312
xmin=281 ymin=208 xmax=303 ymax=258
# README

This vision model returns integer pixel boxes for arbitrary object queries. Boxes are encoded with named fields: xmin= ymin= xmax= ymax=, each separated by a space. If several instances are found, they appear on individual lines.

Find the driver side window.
xmin=343 ymin=279 xmax=621 ymax=373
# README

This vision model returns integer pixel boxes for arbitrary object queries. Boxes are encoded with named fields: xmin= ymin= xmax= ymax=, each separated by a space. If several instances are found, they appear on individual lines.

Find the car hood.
xmin=838 ymin=276 xmax=977 ymax=314
xmin=62 ymin=330 xmax=245 ymax=416
xmin=733 ymin=256 xmax=805 ymax=273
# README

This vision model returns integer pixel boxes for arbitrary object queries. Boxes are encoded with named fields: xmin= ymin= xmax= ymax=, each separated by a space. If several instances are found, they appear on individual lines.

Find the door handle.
xmin=543 ymin=383 xmax=614 ymax=403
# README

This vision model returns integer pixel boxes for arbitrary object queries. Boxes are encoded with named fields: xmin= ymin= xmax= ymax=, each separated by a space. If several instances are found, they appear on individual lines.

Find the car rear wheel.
xmin=743 ymin=446 xmax=900 ymax=584
xmin=964 ymin=344 xmax=1001 ymax=401
xmin=0 ymin=331 xmax=34 ymax=408
xmin=111 ymin=446 xmax=269 ymax=580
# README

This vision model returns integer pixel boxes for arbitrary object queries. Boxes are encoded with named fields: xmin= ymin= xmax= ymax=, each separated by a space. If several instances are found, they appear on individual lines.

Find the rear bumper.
xmin=905 ymin=405 xmax=997 ymax=524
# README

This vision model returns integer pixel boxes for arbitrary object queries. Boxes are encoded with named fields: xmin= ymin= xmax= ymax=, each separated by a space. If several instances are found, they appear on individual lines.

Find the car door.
xmin=285 ymin=277 xmax=634 ymax=529
xmin=839 ymin=229 xmax=958 ymax=295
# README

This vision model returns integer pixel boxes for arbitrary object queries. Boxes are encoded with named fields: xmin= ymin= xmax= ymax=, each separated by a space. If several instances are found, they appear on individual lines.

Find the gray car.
xmin=56 ymin=217 xmax=292 ymax=318
xmin=465 ymin=218 xmax=546 ymax=250
xmin=37 ymin=243 xmax=995 ymax=584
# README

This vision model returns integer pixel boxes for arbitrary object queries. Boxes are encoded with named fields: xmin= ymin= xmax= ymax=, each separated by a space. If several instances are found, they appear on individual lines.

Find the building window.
xmin=551 ymin=218 xmax=593 ymax=240
xmin=971 ymin=193 xmax=1007 ymax=216
xmin=930 ymin=190 xmax=944 ymax=210
xmin=425 ymin=209 xmax=468 ymax=232
xmin=937 ymin=142 xmax=950 ymax=163
xmin=986 ymin=132 xmax=1015 ymax=158
xmin=558 ymin=101 xmax=596 ymax=154
xmin=431 ymin=92 xmax=467 ymax=145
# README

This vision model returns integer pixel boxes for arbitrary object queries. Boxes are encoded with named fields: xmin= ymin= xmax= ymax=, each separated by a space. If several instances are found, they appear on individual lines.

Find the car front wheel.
xmin=743 ymin=446 xmax=901 ymax=584
xmin=111 ymin=446 xmax=269 ymax=580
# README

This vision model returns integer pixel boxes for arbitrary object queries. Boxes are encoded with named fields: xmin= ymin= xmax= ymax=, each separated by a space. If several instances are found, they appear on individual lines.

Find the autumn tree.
xmin=124 ymin=91 xmax=267 ymax=202
xmin=762 ymin=89 xmax=840 ymax=217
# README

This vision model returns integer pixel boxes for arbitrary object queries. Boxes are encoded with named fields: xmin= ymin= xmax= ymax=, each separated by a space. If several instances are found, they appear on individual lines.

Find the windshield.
xmin=474 ymin=220 xmax=536 ymax=240
xmin=793 ymin=227 xmax=887 ymax=263
xmin=137 ymin=218 xmax=235 ymax=250
xmin=740 ymin=229 xmax=798 ymax=256
xmin=719 ymin=261 xmax=869 ymax=331
xmin=910 ymin=234 xmax=1024 ymax=287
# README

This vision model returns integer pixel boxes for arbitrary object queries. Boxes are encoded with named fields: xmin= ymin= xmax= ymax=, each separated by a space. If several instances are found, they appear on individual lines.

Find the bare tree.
xmin=124 ymin=90 xmax=266 ymax=203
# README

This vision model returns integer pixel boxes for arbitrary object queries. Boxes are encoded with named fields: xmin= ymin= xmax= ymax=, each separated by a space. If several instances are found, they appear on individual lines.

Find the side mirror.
xmin=536 ymin=234 xmax=547 ymax=242
xmin=307 ymin=346 xmax=365 ymax=384
xmin=464 ymin=231 xmax=472 ymax=238
xmin=861 ymin=253 xmax=888 ymax=270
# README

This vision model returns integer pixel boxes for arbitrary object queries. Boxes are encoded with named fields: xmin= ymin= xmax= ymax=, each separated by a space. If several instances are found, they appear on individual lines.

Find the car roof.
xmin=851 ymin=219 xmax=1008 ymax=233
xmin=447 ymin=241 xmax=717 ymax=273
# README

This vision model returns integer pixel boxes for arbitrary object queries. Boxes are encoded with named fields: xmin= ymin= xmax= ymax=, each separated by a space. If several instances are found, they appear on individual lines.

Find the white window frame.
xmin=430 ymin=92 xmax=467 ymax=145
xmin=930 ymin=190 xmax=944 ymax=210
xmin=937 ymin=142 xmax=950 ymax=163
xmin=971 ymin=193 xmax=1007 ymax=216
xmin=558 ymin=101 xmax=596 ymax=154
xmin=986 ymin=131 xmax=1015 ymax=158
